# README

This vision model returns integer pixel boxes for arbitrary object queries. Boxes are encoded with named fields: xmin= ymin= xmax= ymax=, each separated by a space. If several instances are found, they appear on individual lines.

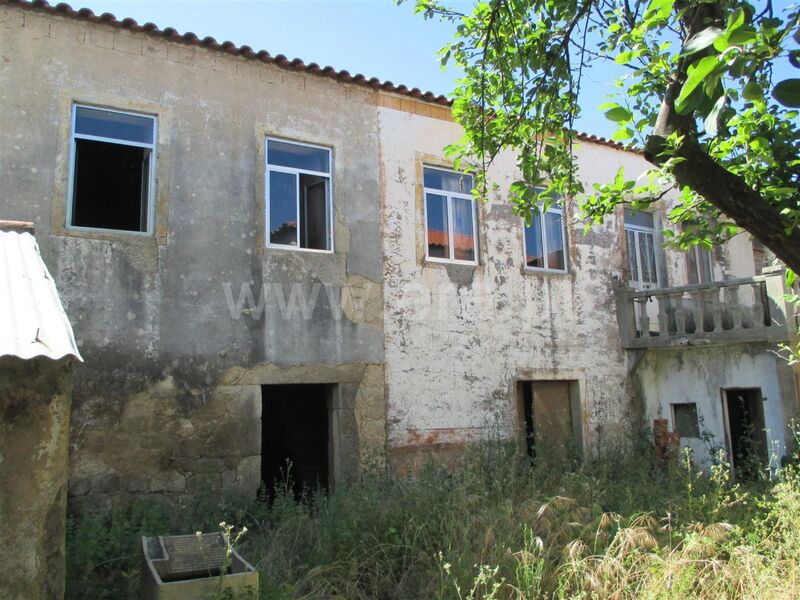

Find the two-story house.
xmin=1 ymin=0 xmax=796 ymax=511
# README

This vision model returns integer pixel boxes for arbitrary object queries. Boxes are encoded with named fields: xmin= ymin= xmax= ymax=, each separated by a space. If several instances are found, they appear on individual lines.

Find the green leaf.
xmin=704 ymin=95 xmax=727 ymax=136
xmin=615 ymin=51 xmax=635 ymax=64
xmin=613 ymin=167 xmax=624 ymax=188
xmin=742 ymin=81 xmax=763 ymax=101
xmin=645 ymin=0 xmax=674 ymax=20
xmin=681 ymin=27 xmax=724 ymax=55
xmin=605 ymin=106 xmax=633 ymax=122
xmin=727 ymin=8 xmax=745 ymax=31
xmin=773 ymin=79 xmax=800 ymax=108
xmin=612 ymin=127 xmax=635 ymax=141
xmin=727 ymin=25 xmax=757 ymax=45
xmin=675 ymin=56 xmax=719 ymax=113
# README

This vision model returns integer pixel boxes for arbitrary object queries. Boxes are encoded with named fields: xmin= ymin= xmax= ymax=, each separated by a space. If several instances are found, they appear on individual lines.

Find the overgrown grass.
xmin=66 ymin=440 xmax=800 ymax=599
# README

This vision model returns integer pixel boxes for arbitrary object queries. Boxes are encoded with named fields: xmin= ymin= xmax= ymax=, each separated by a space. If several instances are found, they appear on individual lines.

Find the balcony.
xmin=616 ymin=268 xmax=794 ymax=349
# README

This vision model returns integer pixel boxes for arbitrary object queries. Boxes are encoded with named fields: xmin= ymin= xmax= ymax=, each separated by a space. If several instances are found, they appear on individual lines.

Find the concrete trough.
xmin=140 ymin=533 xmax=258 ymax=599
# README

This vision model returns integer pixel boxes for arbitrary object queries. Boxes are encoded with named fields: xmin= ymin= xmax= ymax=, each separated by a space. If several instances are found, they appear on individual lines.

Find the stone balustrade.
xmin=616 ymin=268 xmax=795 ymax=349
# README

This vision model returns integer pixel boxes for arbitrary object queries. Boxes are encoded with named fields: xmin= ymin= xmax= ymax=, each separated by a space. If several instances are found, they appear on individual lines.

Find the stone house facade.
xmin=1 ymin=0 xmax=797 ymax=510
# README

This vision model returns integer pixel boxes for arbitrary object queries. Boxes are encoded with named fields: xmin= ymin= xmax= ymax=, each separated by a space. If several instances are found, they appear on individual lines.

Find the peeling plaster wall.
xmin=0 ymin=7 xmax=386 ymax=509
xmin=379 ymin=108 xmax=659 ymax=468
xmin=0 ymin=357 xmax=72 ymax=600
xmin=637 ymin=345 xmax=791 ymax=466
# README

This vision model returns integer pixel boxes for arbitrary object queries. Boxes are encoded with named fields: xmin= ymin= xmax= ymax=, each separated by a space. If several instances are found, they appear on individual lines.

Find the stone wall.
xmin=0 ymin=5 xmax=386 ymax=509
xmin=0 ymin=356 xmax=72 ymax=600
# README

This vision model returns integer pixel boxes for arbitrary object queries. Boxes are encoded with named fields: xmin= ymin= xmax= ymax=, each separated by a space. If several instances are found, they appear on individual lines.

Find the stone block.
xmin=49 ymin=20 xmax=84 ymax=43
xmin=260 ymin=65 xmax=281 ymax=85
xmin=143 ymin=40 xmax=167 ymax=60
xmin=220 ymin=385 xmax=261 ymax=420
xmin=208 ymin=419 xmax=261 ymax=457
xmin=92 ymin=473 xmax=120 ymax=493
xmin=22 ymin=13 xmax=51 ymax=38
xmin=237 ymin=61 xmax=260 ymax=82
xmin=69 ymin=477 xmax=91 ymax=497
xmin=221 ymin=469 xmax=237 ymax=489
xmin=236 ymin=455 xmax=261 ymax=496
xmin=166 ymin=44 xmax=194 ymax=66
xmin=124 ymin=476 xmax=150 ymax=493
xmin=113 ymin=31 xmax=143 ymax=55
xmin=187 ymin=472 xmax=221 ymax=494
xmin=149 ymin=472 xmax=186 ymax=493
xmin=86 ymin=26 xmax=114 ymax=49
xmin=212 ymin=56 xmax=237 ymax=75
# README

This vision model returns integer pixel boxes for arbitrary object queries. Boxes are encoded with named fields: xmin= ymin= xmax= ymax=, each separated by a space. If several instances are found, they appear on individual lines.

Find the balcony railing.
xmin=616 ymin=268 xmax=794 ymax=349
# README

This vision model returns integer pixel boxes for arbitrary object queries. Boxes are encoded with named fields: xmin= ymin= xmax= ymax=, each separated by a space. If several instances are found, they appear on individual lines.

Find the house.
xmin=0 ymin=220 xmax=82 ymax=599
xmin=0 ymin=0 xmax=796 ymax=512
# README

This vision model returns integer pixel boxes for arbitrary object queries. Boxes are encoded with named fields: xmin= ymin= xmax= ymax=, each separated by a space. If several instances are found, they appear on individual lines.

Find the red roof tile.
xmin=4 ymin=0 xmax=632 ymax=151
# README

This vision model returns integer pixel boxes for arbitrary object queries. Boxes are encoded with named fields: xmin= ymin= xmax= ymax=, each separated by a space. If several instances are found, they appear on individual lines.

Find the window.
xmin=687 ymin=245 xmax=714 ymax=284
xmin=266 ymin=139 xmax=332 ymax=251
xmin=523 ymin=203 xmax=567 ymax=272
xmin=752 ymin=238 xmax=773 ymax=274
xmin=624 ymin=208 xmax=659 ymax=288
xmin=68 ymin=105 xmax=157 ymax=233
xmin=423 ymin=167 xmax=477 ymax=264
xmin=671 ymin=402 xmax=700 ymax=438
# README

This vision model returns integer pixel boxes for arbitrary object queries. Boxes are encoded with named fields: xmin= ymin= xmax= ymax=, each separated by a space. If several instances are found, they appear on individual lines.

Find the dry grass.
xmin=66 ymin=440 xmax=800 ymax=599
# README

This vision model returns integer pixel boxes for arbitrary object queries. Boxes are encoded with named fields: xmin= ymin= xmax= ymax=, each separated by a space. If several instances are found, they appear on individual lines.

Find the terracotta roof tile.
xmin=4 ymin=0 xmax=632 ymax=151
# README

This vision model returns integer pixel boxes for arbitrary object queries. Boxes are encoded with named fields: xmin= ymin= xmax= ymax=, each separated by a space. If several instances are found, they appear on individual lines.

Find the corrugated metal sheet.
xmin=0 ymin=228 xmax=82 ymax=361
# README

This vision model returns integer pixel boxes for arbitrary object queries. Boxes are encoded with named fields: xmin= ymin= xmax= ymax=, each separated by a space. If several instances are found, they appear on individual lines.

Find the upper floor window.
xmin=266 ymin=139 xmax=332 ymax=252
xmin=681 ymin=223 xmax=714 ymax=284
xmin=624 ymin=208 xmax=659 ymax=288
xmin=423 ymin=167 xmax=477 ymax=264
xmin=523 ymin=202 xmax=567 ymax=272
xmin=687 ymin=245 xmax=714 ymax=284
xmin=68 ymin=105 xmax=157 ymax=233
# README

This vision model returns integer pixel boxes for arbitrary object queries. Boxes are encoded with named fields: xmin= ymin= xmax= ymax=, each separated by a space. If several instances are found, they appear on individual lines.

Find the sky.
xmin=69 ymin=0 xmax=623 ymax=137
xmin=69 ymin=0 xmax=797 ymax=139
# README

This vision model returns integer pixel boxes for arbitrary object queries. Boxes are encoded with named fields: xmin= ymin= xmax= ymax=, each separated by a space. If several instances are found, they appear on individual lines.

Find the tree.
xmin=407 ymin=0 xmax=800 ymax=273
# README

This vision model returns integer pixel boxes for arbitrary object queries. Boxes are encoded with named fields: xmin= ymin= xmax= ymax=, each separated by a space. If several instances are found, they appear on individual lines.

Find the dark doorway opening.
xmin=723 ymin=388 xmax=767 ymax=477
xmin=261 ymin=384 xmax=330 ymax=500
xmin=519 ymin=381 xmax=578 ymax=462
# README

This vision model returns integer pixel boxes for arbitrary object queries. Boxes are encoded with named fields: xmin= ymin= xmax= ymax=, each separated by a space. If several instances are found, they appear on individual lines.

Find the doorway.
xmin=261 ymin=384 xmax=330 ymax=500
xmin=722 ymin=388 xmax=767 ymax=475
xmin=519 ymin=380 xmax=580 ymax=462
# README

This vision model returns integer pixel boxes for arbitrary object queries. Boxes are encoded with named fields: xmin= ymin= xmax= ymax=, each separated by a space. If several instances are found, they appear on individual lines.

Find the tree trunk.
xmin=645 ymin=135 xmax=800 ymax=274
xmin=641 ymin=2 xmax=800 ymax=275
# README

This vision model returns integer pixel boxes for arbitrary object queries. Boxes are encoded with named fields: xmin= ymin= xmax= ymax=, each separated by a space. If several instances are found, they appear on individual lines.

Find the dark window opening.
xmin=71 ymin=139 xmax=150 ymax=232
xmin=261 ymin=384 xmax=330 ymax=501
xmin=299 ymin=174 xmax=328 ymax=250
xmin=723 ymin=388 xmax=768 ymax=477
xmin=672 ymin=403 xmax=700 ymax=438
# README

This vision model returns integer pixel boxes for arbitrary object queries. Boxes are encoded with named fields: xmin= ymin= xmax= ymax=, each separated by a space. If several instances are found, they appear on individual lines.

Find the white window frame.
xmin=265 ymin=137 xmax=334 ymax=254
xmin=624 ymin=213 xmax=660 ymax=289
xmin=522 ymin=203 xmax=568 ymax=273
xmin=423 ymin=166 xmax=478 ymax=266
xmin=66 ymin=103 xmax=158 ymax=236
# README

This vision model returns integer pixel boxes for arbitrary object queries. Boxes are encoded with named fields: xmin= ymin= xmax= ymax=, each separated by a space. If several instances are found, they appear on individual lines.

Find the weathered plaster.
xmin=0 ymin=357 xmax=72 ymax=600
xmin=637 ymin=344 xmax=789 ymax=466
xmin=0 ymin=5 xmax=386 ymax=508
xmin=379 ymin=107 xmax=647 ymax=469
